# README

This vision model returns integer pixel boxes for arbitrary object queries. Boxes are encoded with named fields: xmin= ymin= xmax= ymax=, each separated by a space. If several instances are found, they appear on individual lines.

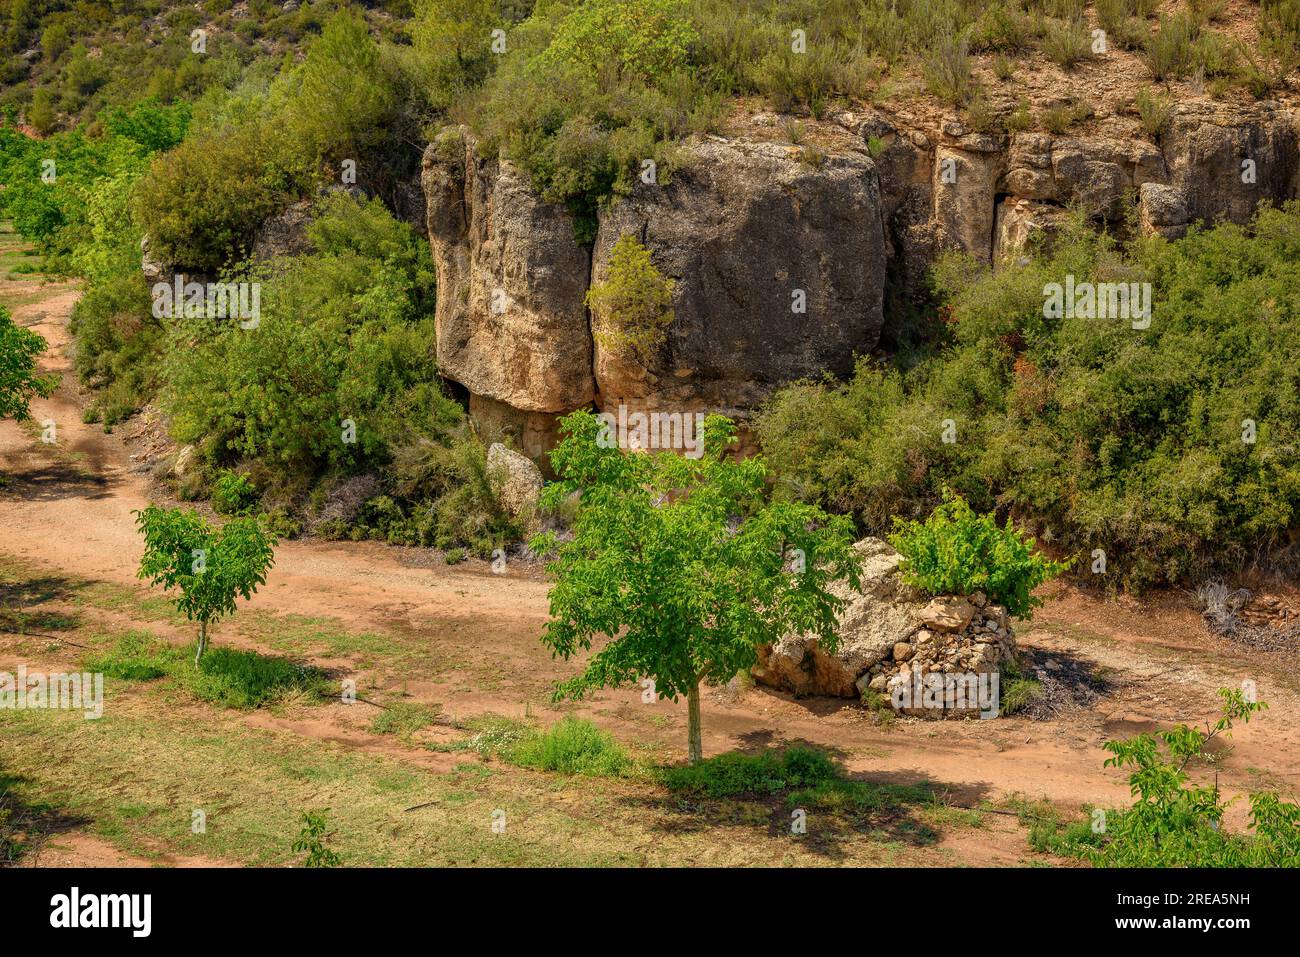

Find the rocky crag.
xmin=421 ymin=99 xmax=1299 ymax=462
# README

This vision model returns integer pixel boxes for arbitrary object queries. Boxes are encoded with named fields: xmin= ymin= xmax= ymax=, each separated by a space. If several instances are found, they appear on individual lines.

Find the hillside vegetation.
xmin=2 ymin=0 xmax=1300 ymax=582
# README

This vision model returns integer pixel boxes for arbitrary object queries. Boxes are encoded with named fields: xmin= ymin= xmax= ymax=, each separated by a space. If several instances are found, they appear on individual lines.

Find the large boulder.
xmin=421 ymin=128 xmax=595 ymax=415
xmin=754 ymin=538 xmax=1018 ymax=717
xmin=754 ymin=538 xmax=924 ymax=698
xmin=486 ymin=442 xmax=543 ymax=525
xmin=591 ymin=136 xmax=887 ymax=416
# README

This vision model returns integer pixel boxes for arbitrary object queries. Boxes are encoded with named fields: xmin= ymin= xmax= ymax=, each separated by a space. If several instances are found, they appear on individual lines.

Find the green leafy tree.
xmin=888 ymin=488 xmax=1070 ymax=618
xmin=531 ymin=410 xmax=861 ymax=763
xmin=412 ymin=0 xmax=503 ymax=109
xmin=585 ymin=234 xmax=675 ymax=362
xmin=0 ymin=302 xmax=57 ymax=422
xmin=134 ymin=506 xmax=277 ymax=663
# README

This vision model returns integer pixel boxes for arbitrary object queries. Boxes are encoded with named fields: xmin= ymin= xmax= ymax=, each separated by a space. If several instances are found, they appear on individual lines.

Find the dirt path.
xmin=4 ymin=272 xmax=1298 ymax=866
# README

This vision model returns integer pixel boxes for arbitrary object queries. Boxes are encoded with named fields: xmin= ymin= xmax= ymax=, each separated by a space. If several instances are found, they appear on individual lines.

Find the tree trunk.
xmin=195 ymin=619 xmax=208 ymax=665
xmin=686 ymin=678 xmax=703 ymax=765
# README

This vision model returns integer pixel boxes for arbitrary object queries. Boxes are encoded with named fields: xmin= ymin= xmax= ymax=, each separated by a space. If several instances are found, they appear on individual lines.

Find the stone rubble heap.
xmin=753 ymin=538 xmax=1017 ymax=717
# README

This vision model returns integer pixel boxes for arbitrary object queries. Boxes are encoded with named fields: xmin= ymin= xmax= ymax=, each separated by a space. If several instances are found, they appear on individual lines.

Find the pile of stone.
xmin=753 ymin=538 xmax=1017 ymax=718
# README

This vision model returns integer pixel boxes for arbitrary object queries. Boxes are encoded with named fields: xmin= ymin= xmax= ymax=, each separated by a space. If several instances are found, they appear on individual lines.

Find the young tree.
xmin=0 ymin=303 xmax=57 ymax=422
xmin=134 ymin=506 xmax=277 ymax=664
xmin=530 ymin=411 xmax=862 ymax=763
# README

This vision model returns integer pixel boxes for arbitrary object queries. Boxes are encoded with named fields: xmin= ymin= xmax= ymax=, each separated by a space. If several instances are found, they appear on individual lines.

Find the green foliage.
xmin=661 ymin=744 xmax=840 ymax=797
xmin=0 ymin=301 xmax=57 ymax=421
xmin=212 ymin=469 xmax=259 ymax=516
xmin=293 ymin=809 xmax=342 ymax=867
xmin=586 ymin=233 xmax=675 ymax=361
xmin=922 ymin=31 xmax=973 ymax=105
xmin=507 ymin=717 xmax=631 ymax=776
xmin=889 ymin=489 xmax=1070 ymax=618
xmin=543 ymin=0 xmax=696 ymax=82
xmin=361 ymin=430 xmax=520 ymax=556
xmin=133 ymin=119 xmax=316 ymax=272
xmin=290 ymin=9 xmax=398 ymax=165
xmin=1143 ymin=12 xmax=1197 ymax=80
xmin=133 ymin=505 xmax=277 ymax=661
xmin=531 ymin=410 xmax=861 ymax=761
xmin=163 ymin=193 xmax=457 ymax=485
xmin=1135 ymin=86 xmax=1173 ymax=138
xmin=67 ymin=273 xmax=158 ymax=425
xmin=1044 ymin=689 xmax=1300 ymax=866
xmin=760 ymin=205 xmax=1300 ymax=589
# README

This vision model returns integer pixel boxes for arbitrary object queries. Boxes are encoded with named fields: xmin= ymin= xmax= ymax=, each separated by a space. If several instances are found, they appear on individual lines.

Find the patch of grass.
xmin=999 ymin=658 xmax=1044 ymax=716
xmin=184 ymin=646 xmax=333 ymax=709
xmin=369 ymin=701 xmax=440 ymax=739
xmin=507 ymin=717 xmax=631 ymax=776
xmin=84 ymin=630 xmax=184 ymax=680
xmin=83 ymin=632 xmax=331 ymax=709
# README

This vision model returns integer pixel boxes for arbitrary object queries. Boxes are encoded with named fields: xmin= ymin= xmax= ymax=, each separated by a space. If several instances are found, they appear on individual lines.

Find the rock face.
xmin=486 ymin=442 xmax=543 ymax=526
xmin=422 ymin=129 xmax=595 ymax=416
xmin=1162 ymin=102 xmax=1299 ymax=229
xmin=421 ymin=100 xmax=1300 ymax=464
xmin=752 ymin=538 xmax=1017 ymax=717
xmin=592 ymin=138 xmax=886 ymax=414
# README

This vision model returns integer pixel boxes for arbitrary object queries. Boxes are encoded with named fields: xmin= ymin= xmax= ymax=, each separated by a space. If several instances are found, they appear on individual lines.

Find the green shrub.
xmin=134 ymin=120 xmax=316 ymax=273
xmin=1040 ymin=689 xmax=1300 ymax=866
xmin=1143 ymin=12 xmax=1196 ymax=80
xmin=1041 ymin=18 xmax=1092 ymax=68
xmin=506 ymin=717 xmax=631 ymax=776
xmin=922 ymin=32 xmax=973 ymax=105
xmin=163 ymin=194 xmax=459 ymax=491
xmin=1135 ymin=86 xmax=1173 ymax=138
xmin=661 ymin=745 xmax=840 ymax=797
xmin=212 ymin=470 xmax=259 ymax=516
xmin=586 ymin=234 xmax=675 ymax=362
xmin=889 ymin=490 xmax=1070 ymax=617
xmin=760 ymin=205 xmax=1300 ymax=590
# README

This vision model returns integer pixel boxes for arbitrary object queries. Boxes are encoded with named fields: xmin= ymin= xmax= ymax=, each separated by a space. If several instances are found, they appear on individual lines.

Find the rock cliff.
xmin=422 ymin=99 xmax=1299 ymax=462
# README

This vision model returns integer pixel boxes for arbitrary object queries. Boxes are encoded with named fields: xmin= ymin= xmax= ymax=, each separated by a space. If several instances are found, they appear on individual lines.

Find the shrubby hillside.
xmin=2 ymin=0 xmax=1300 ymax=582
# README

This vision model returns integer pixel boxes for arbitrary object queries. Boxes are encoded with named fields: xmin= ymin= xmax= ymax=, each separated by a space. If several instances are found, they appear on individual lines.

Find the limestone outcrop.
xmin=419 ymin=100 xmax=1300 ymax=465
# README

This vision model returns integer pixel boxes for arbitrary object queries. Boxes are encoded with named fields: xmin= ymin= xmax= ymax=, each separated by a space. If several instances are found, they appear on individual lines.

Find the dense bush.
xmin=133 ymin=119 xmax=316 ymax=273
xmin=889 ymin=490 xmax=1070 ymax=616
xmin=162 ymin=192 xmax=454 ymax=480
xmin=759 ymin=206 xmax=1300 ymax=589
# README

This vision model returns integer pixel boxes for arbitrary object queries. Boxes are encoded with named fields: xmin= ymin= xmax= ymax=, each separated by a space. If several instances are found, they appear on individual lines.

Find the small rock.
xmin=893 ymin=641 xmax=914 ymax=662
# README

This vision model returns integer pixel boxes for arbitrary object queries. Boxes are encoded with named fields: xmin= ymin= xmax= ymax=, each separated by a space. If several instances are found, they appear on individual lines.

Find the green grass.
xmin=83 ymin=631 xmax=333 ymax=709
xmin=507 ymin=717 xmax=631 ymax=776
xmin=369 ymin=701 xmax=440 ymax=739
